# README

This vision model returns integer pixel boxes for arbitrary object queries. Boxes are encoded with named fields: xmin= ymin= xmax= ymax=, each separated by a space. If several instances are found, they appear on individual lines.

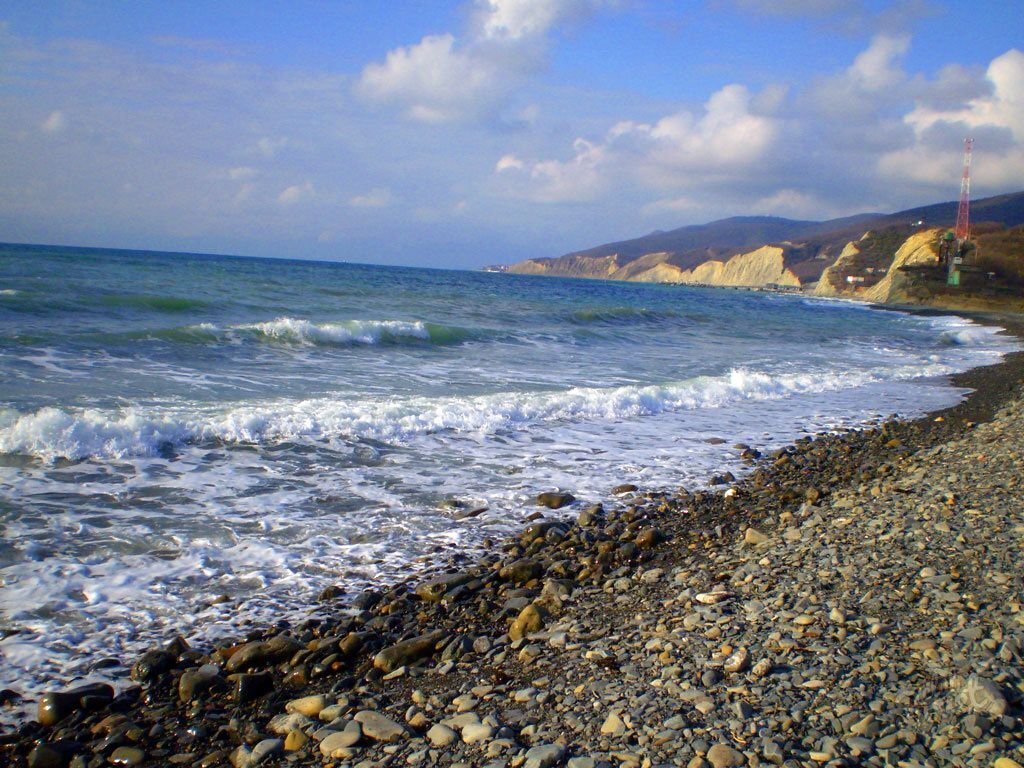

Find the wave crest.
xmin=0 ymin=363 xmax=957 ymax=462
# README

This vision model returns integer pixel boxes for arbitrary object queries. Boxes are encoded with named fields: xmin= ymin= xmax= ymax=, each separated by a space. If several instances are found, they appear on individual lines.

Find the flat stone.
xmin=109 ymin=747 xmax=146 ymax=766
xmin=695 ymin=591 xmax=732 ymax=605
xmin=743 ymin=527 xmax=769 ymax=545
xmin=286 ymin=694 xmax=328 ymax=718
xmin=354 ymin=710 xmax=408 ymax=742
xmin=462 ymin=722 xmax=495 ymax=744
xmin=601 ymin=711 xmax=627 ymax=735
xmin=248 ymin=739 xmax=283 ymax=766
xmin=320 ymin=723 xmax=362 ymax=756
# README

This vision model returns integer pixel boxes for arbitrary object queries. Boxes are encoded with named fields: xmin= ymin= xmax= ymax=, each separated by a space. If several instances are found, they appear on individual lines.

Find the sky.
xmin=0 ymin=1 xmax=1022 ymax=269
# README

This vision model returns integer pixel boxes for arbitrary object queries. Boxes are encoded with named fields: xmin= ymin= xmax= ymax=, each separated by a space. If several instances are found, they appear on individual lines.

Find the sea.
xmin=0 ymin=242 xmax=1018 ymax=720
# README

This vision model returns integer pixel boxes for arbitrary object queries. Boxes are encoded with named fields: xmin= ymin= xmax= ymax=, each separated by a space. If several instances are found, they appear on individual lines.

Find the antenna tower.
xmin=954 ymin=137 xmax=973 ymax=242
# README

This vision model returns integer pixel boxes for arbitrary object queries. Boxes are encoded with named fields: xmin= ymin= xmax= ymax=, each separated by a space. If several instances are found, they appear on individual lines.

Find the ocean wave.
xmin=0 ymin=289 xmax=20 ymax=296
xmin=240 ymin=317 xmax=436 ymax=346
xmin=0 ymin=362 xmax=962 ymax=462
xmin=105 ymin=318 xmax=477 ymax=348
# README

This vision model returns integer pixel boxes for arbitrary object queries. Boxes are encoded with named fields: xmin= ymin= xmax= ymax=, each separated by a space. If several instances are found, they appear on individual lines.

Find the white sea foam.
xmin=0 ymin=288 xmax=19 ymax=296
xmin=0 ymin=359 xmax=989 ymax=462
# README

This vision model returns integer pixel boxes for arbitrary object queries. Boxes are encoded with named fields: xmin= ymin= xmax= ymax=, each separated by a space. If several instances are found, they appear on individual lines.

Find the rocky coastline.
xmin=3 ymin=314 xmax=1024 ymax=768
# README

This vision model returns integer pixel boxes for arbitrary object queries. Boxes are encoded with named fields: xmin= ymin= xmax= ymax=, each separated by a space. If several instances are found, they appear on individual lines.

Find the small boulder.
xmin=178 ymin=664 xmax=225 ymax=702
xmin=373 ymin=631 xmax=445 ymax=673
xmin=525 ymin=743 xmax=566 ymax=768
xmin=510 ymin=603 xmax=546 ymax=641
xmin=959 ymin=675 xmax=1008 ymax=716
xmin=415 ymin=573 xmax=473 ymax=602
xmin=37 ymin=683 xmax=114 ymax=727
xmin=635 ymin=527 xmax=665 ymax=549
xmin=225 ymin=635 xmax=303 ymax=673
xmin=499 ymin=558 xmax=544 ymax=584
xmin=536 ymin=491 xmax=575 ymax=509
xmin=707 ymin=743 xmax=746 ymax=768
xmin=130 ymin=649 xmax=176 ymax=683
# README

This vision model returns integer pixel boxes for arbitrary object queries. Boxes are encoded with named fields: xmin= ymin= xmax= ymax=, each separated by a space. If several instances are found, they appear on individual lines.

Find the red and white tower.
xmin=954 ymin=137 xmax=973 ymax=243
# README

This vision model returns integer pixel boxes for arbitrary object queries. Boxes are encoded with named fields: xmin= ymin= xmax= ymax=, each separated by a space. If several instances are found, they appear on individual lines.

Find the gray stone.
xmin=427 ymin=723 xmax=458 ymax=747
xmin=959 ymin=675 xmax=1008 ymax=716
xmin=525 ymin=743 xmax=567 ymax=768
xmin=354 ymin=710 xmax=408 ymax=742
xmin=707 ymin=743 xmax=746 ymax=768
xmin=320 ymin=724 xmax=363 ymax=756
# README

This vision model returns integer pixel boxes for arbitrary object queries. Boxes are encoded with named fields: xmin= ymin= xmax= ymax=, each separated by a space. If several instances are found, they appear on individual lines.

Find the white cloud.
xmin=228 ymin=166 xmax=258 ymax=180
xmin=257 ymin=136 xmax=288 ymax=158
xmin=495 ymin=84 xmax=780 ymax=202
xmin=879 ymin=49 xmax=1024 ymax=187
xmin=356 ymin=34 xmax=500 ymax=123
xmin=475 ymin=0 xmax=604 ymax=41
xmin=848 ymin=33 xmax=910 ymax=91
xmin=806 ymin=34 xmax=911 ymax=117
xmin=278 ymin=181 xmax=315 ymax=205
xmin=495 ymin=154 xmax=525 ymax=172
xmin=752 ymin=189 xmax=831 ymax=219
xmin=350 ymin=187 xmax=393 ymax=208
xmin=356 ymin=0 xmax=609 ymax=123
xmin=41 ymin=110 xmax=66 ymax=134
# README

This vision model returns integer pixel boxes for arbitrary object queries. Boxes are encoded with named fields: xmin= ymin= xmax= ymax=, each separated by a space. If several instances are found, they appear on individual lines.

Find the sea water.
xmin=0 ymin=242 xmax=1017 ymax=720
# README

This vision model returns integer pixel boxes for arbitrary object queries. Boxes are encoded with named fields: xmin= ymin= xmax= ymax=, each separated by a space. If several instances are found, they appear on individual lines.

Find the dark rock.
xmin=178 ymin=665 xmax=225 ymax=702
xmin=317 ymin=585 xmax=345 ymax=601
xmin=27 ymin=741 xmax=82 ymax=768
xmin=453 ymin=506 xmax=488 ymax=520
xmin=130 ymin=649 xmax=176 ymax=683
xmin=499 ymin=558 xmax=544 ymax=584
xmin=37 ymin=683 xmax=114 ymax=727
xmin=351 ymin=589 xmax=383 ymax=611
xmin=373 ymin=630 xmax=446 ymax=673
xmin=415 ymin=572 xmax=474 ymax=602
xmin=612 ymin=483 xmax=638 ymax=495
xmin=108 ymin=746 xmax=145 ymax=766
xmin=536 ymin=491 xmax=575 ymax=509
xmin=232 ymin=672 xmax=274 ymax=704
xmin=634 ymin=528 xmax=665 ymax=549
xmin=224 ymin=635 xmax=303 ymax=673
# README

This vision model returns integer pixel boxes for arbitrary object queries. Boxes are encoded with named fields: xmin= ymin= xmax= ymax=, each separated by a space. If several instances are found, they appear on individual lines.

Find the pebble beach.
xmin=3 ymin=312 xmax=1024 ymax=768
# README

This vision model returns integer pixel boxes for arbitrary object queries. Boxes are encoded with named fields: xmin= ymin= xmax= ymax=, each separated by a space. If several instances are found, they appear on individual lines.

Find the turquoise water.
xmin=0 ymin=242 xmax=1017 ymax=713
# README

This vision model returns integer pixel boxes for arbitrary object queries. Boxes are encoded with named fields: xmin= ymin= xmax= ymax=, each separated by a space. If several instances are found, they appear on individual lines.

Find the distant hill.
xmin=507 ymin=191 xmax=1024 ymax=286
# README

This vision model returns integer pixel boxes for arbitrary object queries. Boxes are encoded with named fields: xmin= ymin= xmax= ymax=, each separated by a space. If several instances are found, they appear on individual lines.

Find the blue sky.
xmin=1 ymin=1 xmax=1021 ymax=268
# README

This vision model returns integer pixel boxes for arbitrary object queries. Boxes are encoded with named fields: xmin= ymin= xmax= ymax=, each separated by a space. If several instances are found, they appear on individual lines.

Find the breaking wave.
xmin=0 ymin=362 xmax=962 ymax=462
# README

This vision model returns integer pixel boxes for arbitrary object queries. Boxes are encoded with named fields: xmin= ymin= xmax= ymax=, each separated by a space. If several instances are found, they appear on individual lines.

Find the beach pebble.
xmin=354 ymin=710 xmax=408 ymax=742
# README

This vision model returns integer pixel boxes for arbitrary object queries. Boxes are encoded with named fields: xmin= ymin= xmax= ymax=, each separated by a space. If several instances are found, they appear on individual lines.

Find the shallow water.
xmin=0 ymin=242 xmax=1018 ymax=721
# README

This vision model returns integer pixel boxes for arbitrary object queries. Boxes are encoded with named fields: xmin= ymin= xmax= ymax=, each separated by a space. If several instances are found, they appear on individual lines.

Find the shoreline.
xmin=3 ymin=308 xmax=1024 ymax=768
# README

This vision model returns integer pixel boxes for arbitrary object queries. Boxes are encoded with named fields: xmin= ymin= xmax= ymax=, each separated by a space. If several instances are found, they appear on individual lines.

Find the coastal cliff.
xmin=510 ymin=245 xmax=802 ymax=288
xmin=505 ymin=190 xmax=1024 ymax=297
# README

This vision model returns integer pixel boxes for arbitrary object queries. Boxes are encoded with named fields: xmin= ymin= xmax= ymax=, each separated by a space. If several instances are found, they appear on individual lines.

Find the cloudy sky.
xmin=1 ymin=1 xmax=1021 ymax=268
